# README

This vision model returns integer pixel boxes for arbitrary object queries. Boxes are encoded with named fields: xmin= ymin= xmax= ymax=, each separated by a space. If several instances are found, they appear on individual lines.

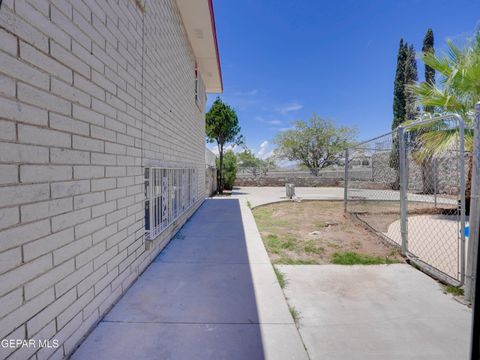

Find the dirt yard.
xmin=252 ymin=200 xmax=403 ymax=265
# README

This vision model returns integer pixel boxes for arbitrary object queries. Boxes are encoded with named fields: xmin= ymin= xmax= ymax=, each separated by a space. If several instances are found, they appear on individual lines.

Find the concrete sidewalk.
xmin=278 ymin=264 xmax=471 ymax=360
xmin=72 ymin=199 xmax=308 ymax=360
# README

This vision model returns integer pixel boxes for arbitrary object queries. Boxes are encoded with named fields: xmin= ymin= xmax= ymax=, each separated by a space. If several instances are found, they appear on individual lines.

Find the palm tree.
xmin=410 ymin=31 xmax=480 ymax=213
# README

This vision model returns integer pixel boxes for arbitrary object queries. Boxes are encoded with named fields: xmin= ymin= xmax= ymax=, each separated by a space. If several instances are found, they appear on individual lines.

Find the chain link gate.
xmin=344 ymin=115 xmax=467 ymax=286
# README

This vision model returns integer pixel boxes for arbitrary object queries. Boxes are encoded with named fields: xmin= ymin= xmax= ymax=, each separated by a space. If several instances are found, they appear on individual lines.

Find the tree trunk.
xmin=421 ymin=156 xmax=435 ymax=194
xmin=218 ymin=145 xmax=224 ymax=194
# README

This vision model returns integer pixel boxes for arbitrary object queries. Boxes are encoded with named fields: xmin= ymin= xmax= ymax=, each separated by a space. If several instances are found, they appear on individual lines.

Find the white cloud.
xmin=209 ymin=143 xmax=242 ymax=156
xmin=267 ymin=120 xmax=282 ymax=125
xmin=278 ymin=102 xmax=303 ymax=115
xmin=279 ymin=126 xmax=294 ymax=132
xmin=255 ymin=117 xmax=282 ymax=126
xmin=256 ymin=140 xmax=274 ymax=159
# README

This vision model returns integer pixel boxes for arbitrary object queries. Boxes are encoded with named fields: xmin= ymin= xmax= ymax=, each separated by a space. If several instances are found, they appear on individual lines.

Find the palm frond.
xmin=412 ymin=129 xmax=459 ymax=161
xmin=422 ymin=51 xmax=453 ymax=77
xmin=408 ymin=82 xmax=465 ymax=113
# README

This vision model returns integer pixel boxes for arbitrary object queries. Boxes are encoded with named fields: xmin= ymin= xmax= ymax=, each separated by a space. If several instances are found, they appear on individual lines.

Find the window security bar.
xmin=144 ymin=167 xmax=197 ymax=240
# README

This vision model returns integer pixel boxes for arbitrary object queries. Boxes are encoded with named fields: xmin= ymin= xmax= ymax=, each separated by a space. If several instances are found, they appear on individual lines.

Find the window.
xmin=195 ymin=65 xmax=206 ymax=111
xmin=144 ymin=168 xmax=198 ymax=240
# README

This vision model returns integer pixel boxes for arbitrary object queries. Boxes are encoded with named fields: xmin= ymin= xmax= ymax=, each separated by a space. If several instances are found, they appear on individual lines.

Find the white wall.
xmin=0 ymin=0 xmax=206 ymax=358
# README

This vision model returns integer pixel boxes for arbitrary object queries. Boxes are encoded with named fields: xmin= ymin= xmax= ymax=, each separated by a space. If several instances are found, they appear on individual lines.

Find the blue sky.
xmin=207 ymin=0 xmax=480 ymax=159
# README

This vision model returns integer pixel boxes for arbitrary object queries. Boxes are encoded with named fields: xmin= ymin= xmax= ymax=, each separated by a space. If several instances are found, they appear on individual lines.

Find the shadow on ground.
xmin=72 ymin=199 xmax=267 ymax=360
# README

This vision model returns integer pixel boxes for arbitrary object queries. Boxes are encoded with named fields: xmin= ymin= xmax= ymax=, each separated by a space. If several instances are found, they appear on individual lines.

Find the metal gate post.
xmin=458 ymin=117 xmax=466 ymax=286
xmin=398 ymin=127 xmax=408 ymax=255
xmin=344 ymin=148 xmax=349 ymax=212
xmin=466 ymin=103 xmax=480 ymax=303
xmin=433 ymin=158 xmax=437 ymax=208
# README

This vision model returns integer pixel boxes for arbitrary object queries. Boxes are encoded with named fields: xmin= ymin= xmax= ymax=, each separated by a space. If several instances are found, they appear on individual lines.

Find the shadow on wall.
xmin=206 ymin=166 xmax=217 ymax=196
xmin=71 ymin=199 xmax=266 ymax=359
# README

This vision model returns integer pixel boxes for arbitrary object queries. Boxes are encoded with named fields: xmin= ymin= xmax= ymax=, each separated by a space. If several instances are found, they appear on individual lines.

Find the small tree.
xmin=422 ymin=28 xmax=435 ymax=113
xmin=206 ymin=98 xmax=243 ymax=193
xmin=404 ymin=44 xmax=419 ymax=121
xmin=274 ymin=115 xmax=355 ymax=176
xmin=237 ymin=149 xmax=276 ymax=177
xmin=392 ymin=39 xmax=409 ymax=130
xmin=237 ymin=150 xmax=261 ymax=177
xmin=260 ymin=156 xmax=276 ymax=175
xmin=216 ymin=150 xmax=237 ymax=190
xmin=390 ymin=40 xmax=418 ymax=189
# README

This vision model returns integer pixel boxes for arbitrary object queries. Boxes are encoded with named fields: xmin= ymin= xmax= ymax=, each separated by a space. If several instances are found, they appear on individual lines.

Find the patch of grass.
xmin=442 ymin=284 xmax=464 ymax=296
xmin=304 ymin=240 xmax=324 ymax=254
xmin=274 ymin=257 xmax=318 ymax=265
xmin=266 ymin=234 xmax=281 ymax=254
xmin=273 ymin=266 xmax=286 ymax=288
xmin=253 ymin=201 xmax=403 ymax=266
xmin=280 ymin=237 xmax=295 ymax=250
xmin=289 ymin=305 xmax=300 ymax=326
xmin=331 ymin=251 xmax=391 ymax=265
xmin=252 ymin=207 xmax=288 ymax=228
xmin=247 ymin=200 xmax=252 ymax=209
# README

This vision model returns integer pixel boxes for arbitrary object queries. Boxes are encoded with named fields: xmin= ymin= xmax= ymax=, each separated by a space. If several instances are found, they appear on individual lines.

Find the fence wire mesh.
xmin=345 ymin=115 xmax=467 ymax=286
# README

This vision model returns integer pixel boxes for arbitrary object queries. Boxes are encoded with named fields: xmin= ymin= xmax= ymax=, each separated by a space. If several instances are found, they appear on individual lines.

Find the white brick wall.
xmin=0 ymin=0 xmax=207 ymax=358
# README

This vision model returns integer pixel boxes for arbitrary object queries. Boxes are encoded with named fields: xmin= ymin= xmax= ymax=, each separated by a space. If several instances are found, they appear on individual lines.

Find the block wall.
xmin=0 ymin=0 xmax=206 ymax=358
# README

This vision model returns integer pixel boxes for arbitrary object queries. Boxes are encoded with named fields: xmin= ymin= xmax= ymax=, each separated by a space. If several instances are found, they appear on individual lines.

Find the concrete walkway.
xmin=72 ymin=199 xmax=308 ymax=360
xmin=233 ymin=186 xmax=344 ymax=207
xmin=233 ymin=186 xmax=455 ymax=208
xmin=278 ymin=264 xmax=471 ymax=360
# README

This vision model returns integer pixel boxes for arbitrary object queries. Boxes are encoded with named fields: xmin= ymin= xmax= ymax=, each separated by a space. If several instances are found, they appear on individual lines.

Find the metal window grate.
xmin=144 ymin=167 xmax=197 ymax=240
xmin=195 ymin=68 xmax=206 ymax=110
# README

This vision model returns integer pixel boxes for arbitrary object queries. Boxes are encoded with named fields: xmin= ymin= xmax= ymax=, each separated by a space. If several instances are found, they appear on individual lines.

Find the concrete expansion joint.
xmin=101 ymin=320 xmax=295 ymax=326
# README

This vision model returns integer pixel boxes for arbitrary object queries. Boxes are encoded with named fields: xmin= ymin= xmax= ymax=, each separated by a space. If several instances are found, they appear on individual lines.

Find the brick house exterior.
xmin=0 ymin=0 xmax=222 ymax=358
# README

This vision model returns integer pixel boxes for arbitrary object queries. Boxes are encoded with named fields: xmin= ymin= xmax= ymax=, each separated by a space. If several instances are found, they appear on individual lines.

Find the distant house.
xmin=0 ymin=0 xmax=222 ymax=358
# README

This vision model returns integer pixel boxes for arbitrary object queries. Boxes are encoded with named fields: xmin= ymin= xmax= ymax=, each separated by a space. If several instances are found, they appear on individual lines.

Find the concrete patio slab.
xmin=233 ymin=186 xmax=344 ymax=207
xmin=233 ymin=186 xmax=455 ymax=208
xmin=277 ymin=264 xmax=471 ymax=360
xmin=385 ymin=215 xmax=465 ymax=280
xmin=72 ymin=199 xmax=308 ymax=360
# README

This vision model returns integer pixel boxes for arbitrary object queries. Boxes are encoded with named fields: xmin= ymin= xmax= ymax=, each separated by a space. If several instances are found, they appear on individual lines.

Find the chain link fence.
xmin=344 ymin=115 xmax=467 ymax=286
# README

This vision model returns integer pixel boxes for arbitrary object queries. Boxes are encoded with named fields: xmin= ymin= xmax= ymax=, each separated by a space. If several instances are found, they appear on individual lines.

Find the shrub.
xmin=216 ymin=150 xmax=237 ymax=190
